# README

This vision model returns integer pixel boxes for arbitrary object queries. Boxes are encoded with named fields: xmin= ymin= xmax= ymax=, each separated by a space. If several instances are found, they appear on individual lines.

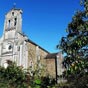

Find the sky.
xmin=0 ymin=0 xmax=83 ymax=53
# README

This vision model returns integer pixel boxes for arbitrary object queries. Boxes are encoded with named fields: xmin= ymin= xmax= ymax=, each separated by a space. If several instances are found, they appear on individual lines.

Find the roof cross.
xmin=13 ymin=3 xmax=16 ymax=9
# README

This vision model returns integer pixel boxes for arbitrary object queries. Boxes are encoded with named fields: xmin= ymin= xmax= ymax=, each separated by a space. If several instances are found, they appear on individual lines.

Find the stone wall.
xmin=27 ymin=42 xmax=36 ymax=68
xmin=46 ymin=58 xmax=56 ymax=78
xmin=27 ymin=41 xmax=49 ymax=76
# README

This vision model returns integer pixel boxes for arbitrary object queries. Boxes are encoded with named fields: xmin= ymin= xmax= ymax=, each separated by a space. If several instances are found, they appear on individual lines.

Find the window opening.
xmin=14 ymin=18 xmax=17 ymax=26
xmin=12 ymin=12 xmax=14 ymax=16
xmin=8 ymin=45 xmax=12 ymax=50
xmin=8 ymin=20 xmax=10 ymax=29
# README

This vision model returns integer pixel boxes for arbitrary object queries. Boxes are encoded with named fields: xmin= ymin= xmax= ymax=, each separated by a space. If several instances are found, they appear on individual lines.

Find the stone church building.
xmin=0 ymin=8 xmax=64 ymax=81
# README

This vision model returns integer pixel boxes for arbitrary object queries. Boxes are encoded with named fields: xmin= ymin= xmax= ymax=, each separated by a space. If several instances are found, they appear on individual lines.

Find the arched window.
xmin=8 ymin=20 xmax=10 ymax=29
xmin=14 ymin=18 xmax=17 ymax=26
xmin=12 ymin=12 xmax=14 ymax=16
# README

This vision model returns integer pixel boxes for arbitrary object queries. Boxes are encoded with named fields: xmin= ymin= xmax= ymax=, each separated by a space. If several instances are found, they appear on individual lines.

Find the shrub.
xmin=0 ymin=61 xmax=29 ymax=88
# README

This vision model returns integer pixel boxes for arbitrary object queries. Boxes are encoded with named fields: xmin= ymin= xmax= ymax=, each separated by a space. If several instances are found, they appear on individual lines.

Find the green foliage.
xmin=57 ymin=0 xmax=88 ymax=87
xmin=41 ymin=76 xmax=56 ymax=88
xmin=34 ymin=79 xmax=41 ymax=85
xmin=0 ymin=61 xmax=29 ymax=88
xmin=29 ymin=72 xmax=56 ymax=88
xmin=58 ymin=0 xmax=88 ymax=75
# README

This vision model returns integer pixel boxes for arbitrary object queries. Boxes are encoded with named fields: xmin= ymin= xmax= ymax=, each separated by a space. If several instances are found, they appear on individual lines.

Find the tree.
xmin=57 ymin=1 xmax=88 ymax=87
xmin=58 ymin=0 xmax=88 ymax=76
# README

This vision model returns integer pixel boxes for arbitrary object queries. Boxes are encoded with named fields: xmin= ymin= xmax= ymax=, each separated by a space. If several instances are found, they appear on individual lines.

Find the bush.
xmin=0 ymin=61 xmax=29 ymax=88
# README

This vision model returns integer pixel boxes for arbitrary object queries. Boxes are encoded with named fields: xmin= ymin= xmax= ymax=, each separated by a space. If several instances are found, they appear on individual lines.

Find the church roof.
xmin=17 ymin=31 xmax=49 ymax=53
xmin=45 ymin=53 xmax=58 ymax=59
xmin=25 ymin=39 xmax=50 ymax=54
xmin=45 ymin=52 xmax=62 ymax=59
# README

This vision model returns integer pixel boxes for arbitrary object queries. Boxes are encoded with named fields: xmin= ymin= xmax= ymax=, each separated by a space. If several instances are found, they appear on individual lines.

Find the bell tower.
xmin=3 ymin=8 xmax=22 ymax=39
xmin=0 ymin=7 xmax=25 ymax=68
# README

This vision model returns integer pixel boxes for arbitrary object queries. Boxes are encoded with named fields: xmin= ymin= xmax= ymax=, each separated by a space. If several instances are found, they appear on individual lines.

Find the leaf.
xmin=34 ymin=79 xmax=41 ymax=85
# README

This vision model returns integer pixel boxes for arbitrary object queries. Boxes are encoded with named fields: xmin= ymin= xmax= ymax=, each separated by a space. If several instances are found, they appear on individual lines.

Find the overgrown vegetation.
xmin=0 ymin=60 xmax=56 ymax=88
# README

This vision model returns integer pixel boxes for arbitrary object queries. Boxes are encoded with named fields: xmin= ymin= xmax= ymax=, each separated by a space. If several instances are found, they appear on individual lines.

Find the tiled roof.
xmin=45 ymin=53 xmax=58 ymax=59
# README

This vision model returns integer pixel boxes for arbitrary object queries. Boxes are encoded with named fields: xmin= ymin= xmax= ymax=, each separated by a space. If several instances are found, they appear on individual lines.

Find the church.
xmin=0 ymin=7 xmax=64 ymax=81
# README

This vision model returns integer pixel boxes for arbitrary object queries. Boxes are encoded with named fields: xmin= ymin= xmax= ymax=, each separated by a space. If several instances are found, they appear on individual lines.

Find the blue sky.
xmin=0 ymin=0 xmax=82 ymax=53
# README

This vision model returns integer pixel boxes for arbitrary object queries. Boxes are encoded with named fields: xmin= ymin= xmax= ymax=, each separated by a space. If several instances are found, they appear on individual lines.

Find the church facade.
xmin=0 ymin=8 xmax=64 ymax=81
